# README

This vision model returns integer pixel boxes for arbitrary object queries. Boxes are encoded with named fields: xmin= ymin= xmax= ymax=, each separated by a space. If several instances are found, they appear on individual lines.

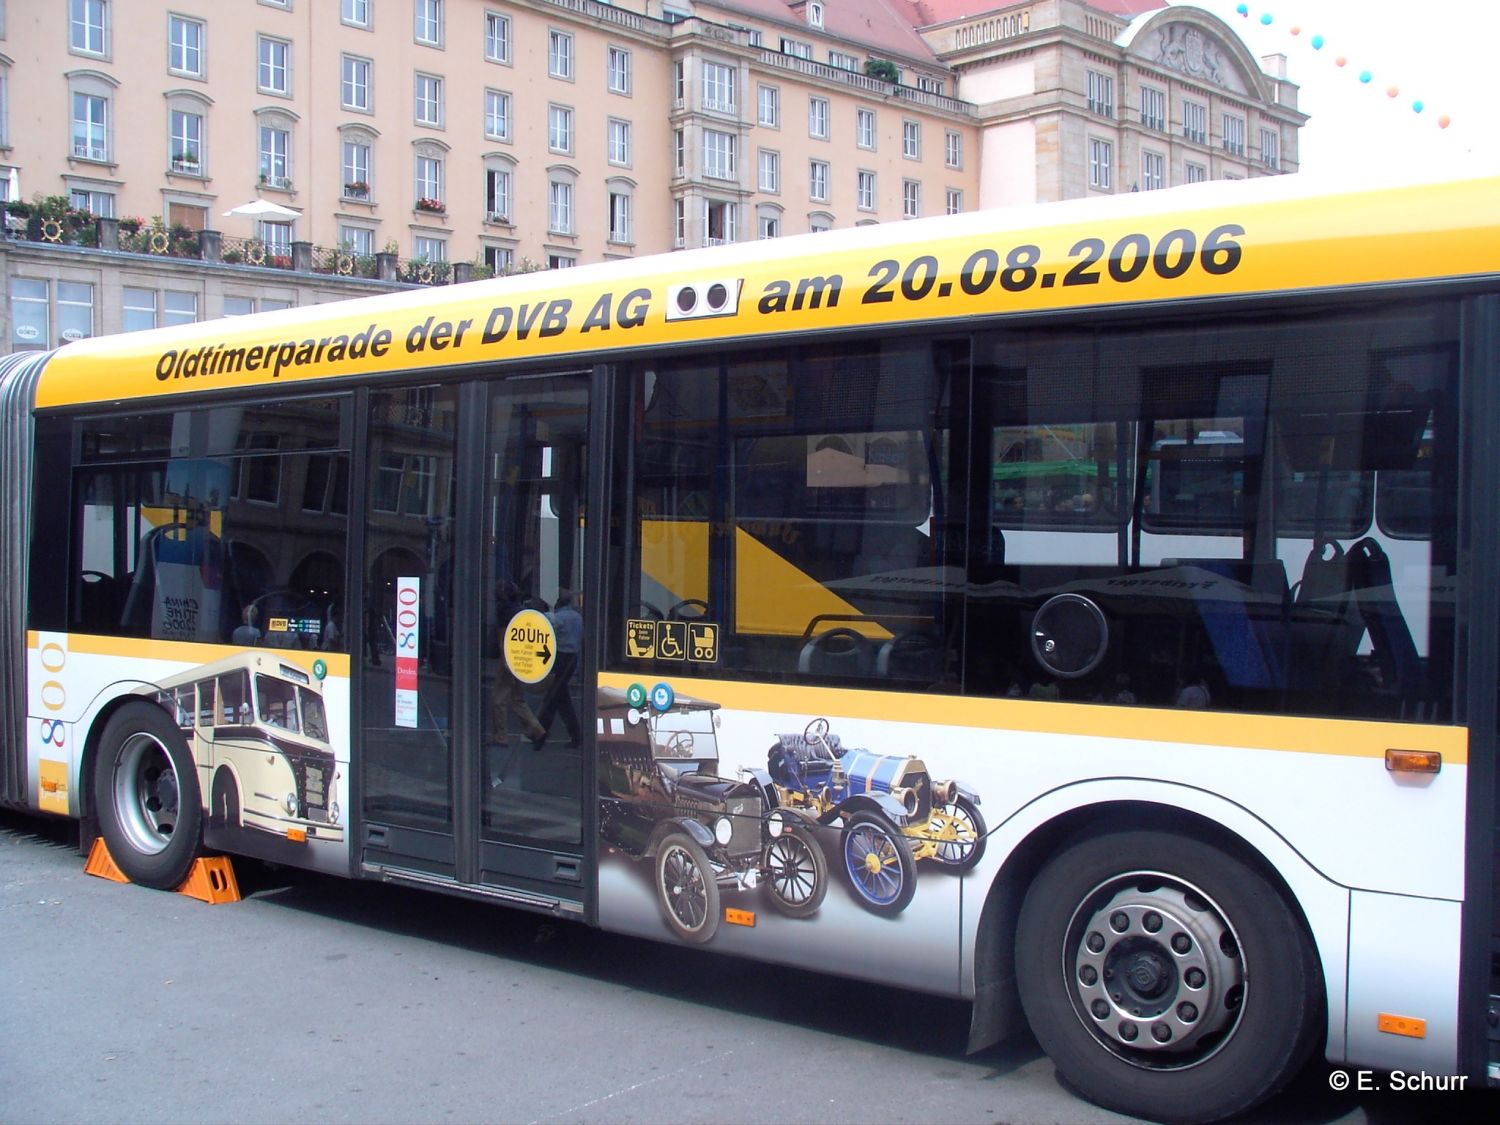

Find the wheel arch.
xmin=966 ymin=790 xmax=1345 ymax=1063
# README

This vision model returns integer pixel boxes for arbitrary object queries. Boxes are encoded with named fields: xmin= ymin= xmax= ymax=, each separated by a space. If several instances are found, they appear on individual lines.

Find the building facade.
xmin=1 ymin=1 xmax=1296 ymax=350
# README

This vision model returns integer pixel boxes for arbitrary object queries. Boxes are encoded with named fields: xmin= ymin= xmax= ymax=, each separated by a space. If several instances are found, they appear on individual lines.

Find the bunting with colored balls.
xmin=1232 ymin=4 xmax=1451 ymax=128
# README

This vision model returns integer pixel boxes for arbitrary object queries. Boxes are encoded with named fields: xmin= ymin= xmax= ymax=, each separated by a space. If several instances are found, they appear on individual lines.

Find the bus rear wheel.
xmin=1014 ymin=829 xmax=1321 ymax=1124
xmin=93 ymin=705 xmax=203 ymax=890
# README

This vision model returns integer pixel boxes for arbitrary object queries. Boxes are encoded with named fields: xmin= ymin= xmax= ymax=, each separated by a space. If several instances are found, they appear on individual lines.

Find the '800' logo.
xmin=37 ymin=639 xmax=68 ymax=749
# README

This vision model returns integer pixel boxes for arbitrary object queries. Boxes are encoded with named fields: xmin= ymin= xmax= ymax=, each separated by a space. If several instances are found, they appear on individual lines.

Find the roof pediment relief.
xmin=1135 ymin=22 xmax=1249 ymax=95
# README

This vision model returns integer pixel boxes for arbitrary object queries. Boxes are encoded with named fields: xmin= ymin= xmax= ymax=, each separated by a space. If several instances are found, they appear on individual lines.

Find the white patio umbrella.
xmin=221 ymin=199 xmax=302 ymax=219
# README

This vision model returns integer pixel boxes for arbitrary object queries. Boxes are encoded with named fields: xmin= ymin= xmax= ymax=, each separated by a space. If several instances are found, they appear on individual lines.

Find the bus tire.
xmin=655 ymin=832 xmax=720 ymax=943
xmin=1014 ymin=829 xmax=1321 ymax=1124
xmin=93 ymin=705 xmax=203 ymax=890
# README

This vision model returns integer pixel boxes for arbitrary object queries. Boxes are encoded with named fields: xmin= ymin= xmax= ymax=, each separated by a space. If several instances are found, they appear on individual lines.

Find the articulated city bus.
xmin=1 ymin=173 xmax=1496 ymax=1122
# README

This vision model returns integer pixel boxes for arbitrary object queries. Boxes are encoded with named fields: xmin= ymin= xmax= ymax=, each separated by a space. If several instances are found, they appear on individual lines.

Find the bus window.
xmin=1142 ymin=427 xmax=1246 ymax=533
xmin=991 ymin=422 xmax=1129 ymax=528
xmin=219 ymin=667 xmax=252 ymax=725
xmin=612 ymin=340 xmax=963 ymax=688
xmin=196 ymin=677 xmax=216 ymax=727
xmin=256 ymin=674 xmax=300 ymax=732
xmin=299 ymin=689 xmax=329 ymax=743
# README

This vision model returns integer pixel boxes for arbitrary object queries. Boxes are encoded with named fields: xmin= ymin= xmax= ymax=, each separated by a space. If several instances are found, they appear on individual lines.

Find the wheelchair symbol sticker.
xmin=655 ymin=620 xmax=688 ymax=661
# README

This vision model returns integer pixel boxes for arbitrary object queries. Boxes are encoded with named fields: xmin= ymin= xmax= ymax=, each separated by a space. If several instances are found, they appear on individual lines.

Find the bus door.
xmin=357 ymin=376 xmax=590 ymax=909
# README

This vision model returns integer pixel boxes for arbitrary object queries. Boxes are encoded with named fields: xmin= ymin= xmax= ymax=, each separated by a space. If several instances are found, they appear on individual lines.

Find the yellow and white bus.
xmin=2 ymin=172 xmax=1496 ymax=1121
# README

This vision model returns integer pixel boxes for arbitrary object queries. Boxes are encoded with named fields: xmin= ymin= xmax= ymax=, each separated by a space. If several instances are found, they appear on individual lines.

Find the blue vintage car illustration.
xmin=767 ymin=718 xmax=985 ymax=915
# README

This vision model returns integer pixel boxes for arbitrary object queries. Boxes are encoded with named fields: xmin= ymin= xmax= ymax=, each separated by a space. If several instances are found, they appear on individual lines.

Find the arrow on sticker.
xmin=536 ymin=641 xmax=552 ymax=665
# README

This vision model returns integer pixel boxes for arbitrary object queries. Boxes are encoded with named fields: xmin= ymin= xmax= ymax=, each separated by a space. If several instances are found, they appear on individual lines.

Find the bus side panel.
xmin=595 ymin=674 xmax=1464 ymax=1067
xmin=1346 ymin=890 xmax=1460 ymax=1074
xmin=26 ymin=631 xmax=352 ymax=877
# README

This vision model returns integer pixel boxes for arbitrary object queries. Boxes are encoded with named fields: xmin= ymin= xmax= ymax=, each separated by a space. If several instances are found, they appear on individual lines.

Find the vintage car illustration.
xmin=766 ymin=718 xmax=985 ymax=915
xmin=597 ymin=687 xmax=827 ymax=944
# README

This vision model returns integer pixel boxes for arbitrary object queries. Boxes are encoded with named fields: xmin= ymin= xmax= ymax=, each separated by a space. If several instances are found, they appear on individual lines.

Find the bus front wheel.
xmin=1014 ymin=829 xmax=1321 ymax=1124
xmin=93 ymin=705 xmax=203 ymax=890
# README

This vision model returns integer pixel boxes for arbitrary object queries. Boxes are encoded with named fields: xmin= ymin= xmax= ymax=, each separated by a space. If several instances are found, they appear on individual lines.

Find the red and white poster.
xmin=394 ymin=576 xmax=420 ymax=728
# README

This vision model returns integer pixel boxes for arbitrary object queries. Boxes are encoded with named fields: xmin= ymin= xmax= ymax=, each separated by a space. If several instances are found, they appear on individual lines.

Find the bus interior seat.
xmin=1347 ymin=537 xmax=1424 ymax=708
xmin=797 ymin=627 xmax=872 ymax=677
xmin=875 ymin=630 xmax=945 ymax=681
xmin=1164 ymin=559 xmax=1288 ymax=690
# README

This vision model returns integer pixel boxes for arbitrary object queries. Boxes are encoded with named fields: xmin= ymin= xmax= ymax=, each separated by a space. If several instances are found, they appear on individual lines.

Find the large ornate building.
xmin=1 ymin=0 xmax=1298 ymax=348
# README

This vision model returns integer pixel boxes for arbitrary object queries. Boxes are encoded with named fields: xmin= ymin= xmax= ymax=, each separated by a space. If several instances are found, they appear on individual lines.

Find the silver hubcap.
xmin=1067 ymin=873 xmax=1244 ymax=1068
xmin=111 ymin=733 xmax=180 ymax=856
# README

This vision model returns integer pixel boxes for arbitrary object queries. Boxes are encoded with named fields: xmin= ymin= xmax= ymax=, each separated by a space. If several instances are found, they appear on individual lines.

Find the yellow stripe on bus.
xmin=28 ymin=632 xmax=351 ymax=680
xmin=597 ymin=671 xmax=1469 ymax=764
xmin=34 ymin=177 xmax=1500 ymax=410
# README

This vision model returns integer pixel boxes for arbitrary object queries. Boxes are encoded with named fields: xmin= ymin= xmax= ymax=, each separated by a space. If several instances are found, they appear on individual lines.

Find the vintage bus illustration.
xmin=144 ymin=653 xmax=344 ymax=864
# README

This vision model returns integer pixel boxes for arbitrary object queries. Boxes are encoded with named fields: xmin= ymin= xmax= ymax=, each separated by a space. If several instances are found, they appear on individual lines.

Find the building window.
xmin=548 ymin=30 xmax=573 ymax=80
xmin=809 ymin=213 xmax=831 ymax=234
xmin=259 ymin=220 xmax=293 ymax=259
xmin=341 ymin=225 xmax=375 ymax=256
xmin=72 ymin=93 xmax=109 ymax=162
xmin=829 ymin=50 xmax=858 ymax=71
xmin=342 ymin=139 xmax=371 ymax=197
xmin=1141 ymin=150 xmax=1164 ymax=191
xmin=808 ymin=96 xmax=828 ymax=140
xmin=413 ymin=235 xmax=446 ymax=263
xmin=484 ymin=90 xmax=510 ymax=141
xmin=809 ymin=159 xmax=828 ymax=202
xmin=608 ymin=46 xmax=631 ymax=94
xmin=68 ymin=188 xmax=115 ymax=216
xmin=944 ymin=130 xmax=962 ymax=169
xmin=856 ymin=169 xmax=875 ymax=210
xmin=703 ymin=60 xmax=735 ymax=113
xmin=342 ymin=0 xmax=370 ymax=29
xmin=1089 ymin=138 xmax=1112 ymax=189
xmin=1183 ymin=100 xmax=1206 ymax=145
xmin=917 ymin=75 xmax=944 ymax=95
xmin=608 ymin=118 xmax=631 ymax=166
xmin=168 ymin=15 xmax=204 ymax=78
xmin=258 ymin=37 xmax=290 ymax=95
xmin=1261 ymin=127 xmax=1280 ymax=170
xmin=10 ymin=279 xmax=48 ymax=350
xmin=759 ymin=210 xmax=780 ymax=239
xmin=70 ymin=0 xmax=108 ymax=57
xmin=856 ymin=108 xmax=875 ymax=150
xmin=547 ymin=253 xmax=576 ymax=270
xmin=902 ymin=179 xmax=921 ymax=219
xmin=704 ymin=129 xmax=735 ymax=180
xmin=415 ymin=0 xmax=443 ymax=47
xmin=1223 ymin=113 xmax=1245 ymax=156
xmin=485 ymin=11 xmax=511 ymax=63
xmin=124 ymin=288 xmax=197 ymax=332
xmin=608 ymin=189 xmax=631 ymax=243
xmin=758 ymin=148 xmax=778 ymax=192
xmin=483 ymin=245 xmax=513 ymax=273
xmin=415 ymin=73 xmax=443 ymax=127
xmin=548 ymin=179 xmax=573 ymax=234
xmin=485 ymin=165 xmax=511 ymax=222
xmin=342 ymin=55 xmax=371 ymax=111
xmin=902 ymin=120 xmax=921 ymax=159
xmin=673 ymin=129 xmax=684 ymax=176
xmin=758 ymin=84 xmax=779 ymax=127
xmin=1185 ymin=162 xmax=1207 ymax=184
xmin=704 ymin=199 xmax=735 ymax=245
xmin=548 ymin=104 xmax=573 ymax=154
xmin=808 ymin=2 xmax=824 ymax=29
xmin=781 ymin=38 xmax=811 ymax=59
xmin=674 ymin=198 xmax=686 ymax=247
xmin=1140 ymin=86 xmax=1166 ymax=132
xmin=945 ymin=188 xmax=963 ymax=215
xmin=57 ymin=282 xmax=95 ymax=343
xmin=415 ymin=153 xmax=442 ymax=205
xmin=673 ymin=61 xmax=686 ymax=106
xmin=343 ymin=143 xmax=372 ymax=201
xmin=169 ymin=110 xmax=203 ymax=173
xmin=1087 ymin=70 xmax=1113 ymax=117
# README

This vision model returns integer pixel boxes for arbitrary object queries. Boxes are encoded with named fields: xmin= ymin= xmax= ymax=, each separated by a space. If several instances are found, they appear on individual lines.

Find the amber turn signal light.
xmin=1385 ymin=749 xmax=1441 ymax=774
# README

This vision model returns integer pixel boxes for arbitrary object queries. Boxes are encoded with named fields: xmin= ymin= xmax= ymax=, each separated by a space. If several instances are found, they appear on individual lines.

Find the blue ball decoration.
xmin=1310 ymin=34 xmax=1324 ymax=49
xmin=1359 ymin=70 xmax=1372 ymax=83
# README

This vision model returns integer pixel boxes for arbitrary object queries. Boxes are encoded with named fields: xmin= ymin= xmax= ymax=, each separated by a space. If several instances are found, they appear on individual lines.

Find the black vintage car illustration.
xmin=767 ymin=718 xmax=985 ymax=915
xmin=597 ymin=687 xmax=827 ymax=943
